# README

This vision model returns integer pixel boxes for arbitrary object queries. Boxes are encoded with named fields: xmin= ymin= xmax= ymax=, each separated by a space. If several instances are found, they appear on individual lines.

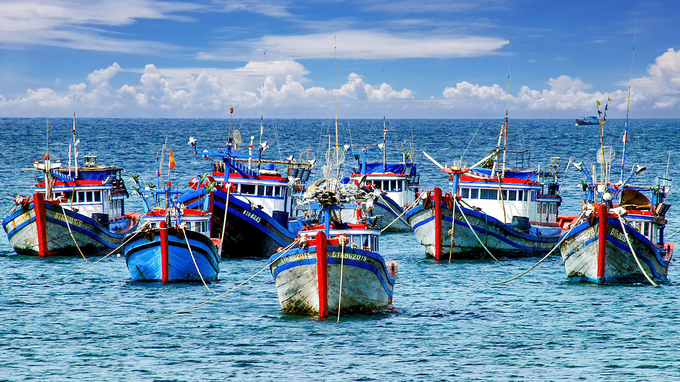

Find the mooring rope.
xmin=454 ymin=198 xmax=502 ymax=264
xmin=617 ymin=214 xmax=659 ymax=287
xmin=380 ymin=195 xmax=421 ymax=233
xmin=60 ymin=204 xmax=88 ymax=262
xmin=41 ymin=223 xmax=145 ymax=285
xmin=448 ymin=197 xmax=455 ymax=263
xmin=666 ymin=226 xmax=680 ymax=240
xmin=337 ymin=236 xmax=347 ymax=323
xmin=181 ymin=226 xmax=210 ymax=292
xmin=499 ymin=209 xmax=586 ymax=284
xmin=148 ymin=239 xmax=300 ymax=320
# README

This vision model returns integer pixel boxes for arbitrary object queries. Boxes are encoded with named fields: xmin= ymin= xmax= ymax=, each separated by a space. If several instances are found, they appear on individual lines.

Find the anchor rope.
xmin=148 ymin=238 xmax=300 ymax=320
xmin=181 ymin=226 xmax=210 ymax=292
xmin=337 ymin=236 xmax=347 ymax=323
xmin=617 ymin=214 xmax=659 ymax=287
xmin=60 ymin=204 xmax=88 ymax=262
xmin=454 ymin=198 xmax=502 ymax=264
xmin=41 ymin=223 xmax=145 ymax=285
xmin=499 ymin=209 xmax=586 ymax=284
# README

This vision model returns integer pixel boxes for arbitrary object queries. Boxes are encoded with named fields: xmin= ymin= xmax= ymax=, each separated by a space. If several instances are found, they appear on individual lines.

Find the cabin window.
xmin=643 ymin=223 xmax=649 ymax=236
xmin=500 ymin=190 xmax=507 ymax=201
xmin=265 ymin=186 xmax=273 ymax=196
xmin=470 ymin=189 xmax=479 ymax=199
xmin=78 ymin=191 xmax=85 ymax=202
xmin=509 ymin=190 xmax=517 ymax=201
xmin=389 ymin=180 xmax=396 ymax=191
xmin=257 ymin=185 xmax=265 ymax=195
xmin=541 ymin=203 xmax=547 ymax=215
xmin=274 ymin=186 xmax=282 ymax=197
xmin=461 ymin=188 xmax=469 ymax=198
xmin=480 ymin=189 xmax=497 ymax=200
xmin=241 ymin=184 xmax=255 ymax=195
xmin=150 ymin=222 xmax=156 ymax=228
xmin=86 ymin=191 xmax=93 ymax=202
xmin=531 ymin=191 xmax=537 ymax=201
xmin=94 ymin=192 xmax=101 ymax=202
xmin=64 ymin=191 xmax=73 ymax=201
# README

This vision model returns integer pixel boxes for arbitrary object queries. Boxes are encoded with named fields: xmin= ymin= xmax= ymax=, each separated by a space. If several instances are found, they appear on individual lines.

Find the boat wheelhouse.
xmin=345 ymin=141 xmax=419 ymax=233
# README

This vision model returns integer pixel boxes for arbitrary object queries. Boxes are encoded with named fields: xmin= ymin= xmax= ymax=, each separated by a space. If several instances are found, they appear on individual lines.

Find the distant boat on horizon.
xmin=575 ymin=116 xmax=600 ymax=125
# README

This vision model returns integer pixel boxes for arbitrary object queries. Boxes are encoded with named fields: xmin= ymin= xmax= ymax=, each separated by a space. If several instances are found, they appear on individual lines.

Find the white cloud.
xmin=198 ymin=30 xmax=510 ymax=61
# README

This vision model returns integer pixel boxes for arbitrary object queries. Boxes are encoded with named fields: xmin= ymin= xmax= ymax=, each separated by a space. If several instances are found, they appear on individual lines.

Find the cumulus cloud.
xmin=2 ymin=48 xmax=680 ymax=118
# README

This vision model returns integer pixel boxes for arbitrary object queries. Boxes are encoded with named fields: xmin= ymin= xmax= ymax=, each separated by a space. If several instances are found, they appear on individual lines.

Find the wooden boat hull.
xmin=124 ymin=227 xmax=220 ymax=282
xmin=560 ymin=217 xmax=671 ymax=284
xmin=270 ymin=245 xmax=395 ymax=315
xmin=406 ymin=201 xmax=561 ymax=260
xmin=2 ymin=200 xmax=138 ymax=257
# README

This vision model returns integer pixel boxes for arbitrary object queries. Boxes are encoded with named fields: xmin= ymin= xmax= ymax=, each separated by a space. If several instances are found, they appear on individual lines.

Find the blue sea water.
xmin=1 ymin=118 xmax=680 ymax=381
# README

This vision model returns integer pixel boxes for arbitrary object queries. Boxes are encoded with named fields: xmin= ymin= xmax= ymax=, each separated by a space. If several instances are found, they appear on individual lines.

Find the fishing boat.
xmin=270 ymin=179 xmax=398 ymax=317
xmin=560 ymin=99 xmax=673 ymax=285
xmin=124 ymin=181 xmax=219 ymax=283
xmin=177 ymin=115 xmax=315 ymax=258
xmin=3 ymin=121 xmax=139 ymax=257
xmin=344 ymin=119 xmax=420 ymax=233
xmin=575 ymin=116 xmax=600 ymax=125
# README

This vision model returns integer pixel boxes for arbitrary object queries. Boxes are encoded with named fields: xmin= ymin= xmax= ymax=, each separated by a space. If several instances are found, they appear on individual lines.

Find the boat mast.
xmin=258 ymin=51 xmax=266 ymax=170
xmin=72 ymin=62 xmax=79 ymax=180
xmin=382 ymin=116 xmax=387 ymax=172
xmin=44 ymin=119 xmax=52 ymax=199
xmin=502 ymin=39 xmax=511 ymax=177
xmin=620 ymin=44 xmax=635 ymax=183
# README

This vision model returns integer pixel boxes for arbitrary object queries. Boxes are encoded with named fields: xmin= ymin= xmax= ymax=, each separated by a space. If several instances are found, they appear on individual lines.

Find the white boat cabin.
xmin=454 ymin=171 xmax=561 ymax=226
xmin=144 ymin=208 xmax=212 ymax=236
xmin=351 ymin=162 xmax=419 ymax=209
xmin=298 ymin=227 xmax=380 ymax=252
xmin=36 ymin=155 xmax=129 ymax=221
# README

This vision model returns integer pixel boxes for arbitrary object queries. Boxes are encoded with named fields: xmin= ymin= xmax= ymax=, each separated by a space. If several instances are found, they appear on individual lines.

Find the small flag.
xmin=608 ymin=97 xmax=611 ymax=101
xmin=230 ymin=107 xmax=234 ymax=114
xmin=596 ymin=100 xmax=600 ymax=107
xmin=168 ymin=148 xmax=176 ymax=170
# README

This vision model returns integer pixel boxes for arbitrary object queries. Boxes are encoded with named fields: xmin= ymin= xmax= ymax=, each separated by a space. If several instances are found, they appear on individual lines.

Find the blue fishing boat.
xmin=575 ymin=116 xmax=599 ymax=125
xmin=124 ymin=181 xmax=219 ymax=282
xmin=344 ymin=122 xmax=419 ymax=233
xmin=178 ymin=127 xmax=315 ymax=258
xmin=560 ymin=99 xmax=673 ymax=285
xmin=3 ymin=152 xmax=139 ymax=257
xmin=270 ymin=185 xmax=397 ymax=317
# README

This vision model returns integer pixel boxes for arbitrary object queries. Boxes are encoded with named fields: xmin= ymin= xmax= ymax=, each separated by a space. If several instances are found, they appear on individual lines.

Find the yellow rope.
xmin=218 ymin=183 xmax=231 ymax=253
xmin=60 ymin=204 xmax=88 ymax=262
xmin=148 ymin=239 xmax=299 ymax=320
xmin=454 ymin=198 xmax=502 ymax=264
xmin=337 ymin=236 xmax=346 ymax=323
xmin=499 ymin=209 xmax=586 ymax=284
xmin=617 ymin=215 xmax=659 ymax=287
xmin=181 ymin=226 xmax=210 ymax=292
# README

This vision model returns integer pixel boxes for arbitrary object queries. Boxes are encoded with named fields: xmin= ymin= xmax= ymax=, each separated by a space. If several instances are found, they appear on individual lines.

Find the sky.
xmin=0 ymin=0 xmax=679 ymax=118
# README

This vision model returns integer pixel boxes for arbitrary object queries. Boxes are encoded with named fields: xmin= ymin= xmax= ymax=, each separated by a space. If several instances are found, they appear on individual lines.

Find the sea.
xmin=1 ymin=118 xmax=679 ymax=381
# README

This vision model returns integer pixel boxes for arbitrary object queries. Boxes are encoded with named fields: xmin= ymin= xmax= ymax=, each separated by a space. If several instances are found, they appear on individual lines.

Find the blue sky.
xmin=1 ymin=0 xmax=679 ymax=118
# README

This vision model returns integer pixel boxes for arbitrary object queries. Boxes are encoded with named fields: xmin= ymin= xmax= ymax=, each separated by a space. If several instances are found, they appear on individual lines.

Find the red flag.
xmin=230 ymin=107 xmax=234 ymax=114
xmin=168 ymin=148 xmax=176 ymax=170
